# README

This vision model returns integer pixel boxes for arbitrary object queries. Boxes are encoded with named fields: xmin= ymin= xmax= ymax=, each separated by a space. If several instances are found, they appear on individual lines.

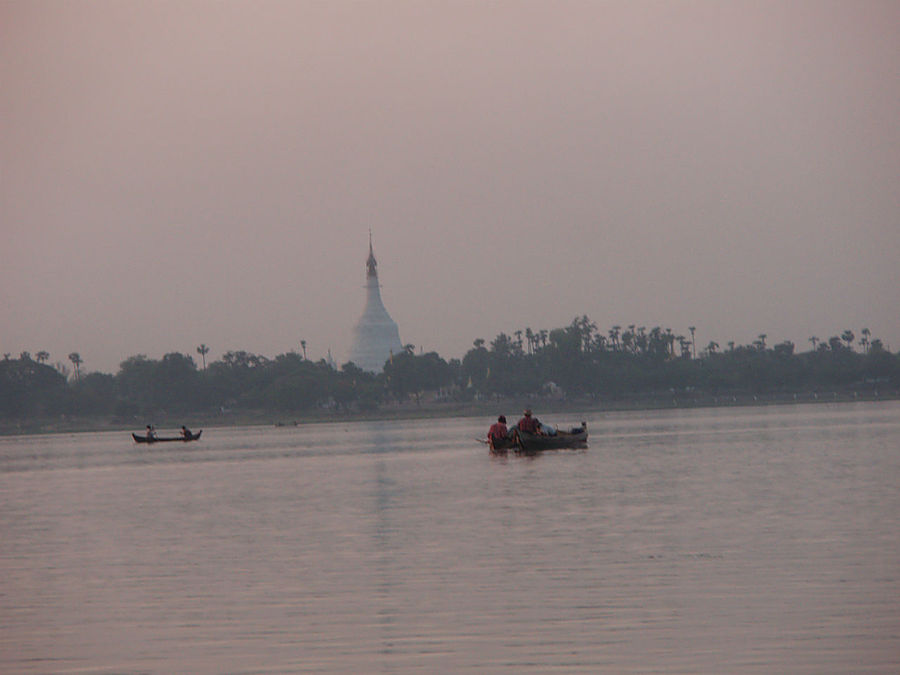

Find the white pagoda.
xmin=348 ymin=234 xmax=403 ymax=373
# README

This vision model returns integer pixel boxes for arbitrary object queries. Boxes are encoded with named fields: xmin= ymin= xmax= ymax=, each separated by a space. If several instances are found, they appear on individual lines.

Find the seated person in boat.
xmin=487 ymin=415 xmax=509 ymax=445
xmin=145 ymin=425 xmax=157 ymax=441
xmin=516 ymin=409 xmax=544 ymax=435
xmin=181 ymin=425 xmax=192 ymax=439
xmin=539 ymin=422 xmax=558 ymax=436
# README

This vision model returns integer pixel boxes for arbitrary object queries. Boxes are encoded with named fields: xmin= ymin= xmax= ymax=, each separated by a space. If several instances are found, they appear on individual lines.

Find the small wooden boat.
xmin=515 ymin=424 xmax=587 ymax=453
xmin=132 ymin=430 xmax=202 ymax=444
xmin=482 ymin=423 xmax=588 ymax=454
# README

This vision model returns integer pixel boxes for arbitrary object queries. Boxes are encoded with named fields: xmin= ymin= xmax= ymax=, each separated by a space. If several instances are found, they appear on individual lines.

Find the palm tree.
xmin=860 ymin=327 xmax=871 ymax=354
xmin=757 ymin=334 xmax=767 ymax=350
xmin=68 ymin=352 xmax=82 ymax=382
xmin=706 ymin=341 xmax=719 ymax=355
xmin=624 ymin=325 xmax=636 ymax=354
xmin=35 ymin=350 xmax=49 ymax=364
xmin=196 ymin=344 xmax=210 ymax=370
xmin=841 ymin=330 xmax=855 ymax=351
xmin=621 ymin=328 xmax=634 ymax=354
xmin=635 ymin=326 xmax=647 ymax=355
xmin=300 ymin=340 xmax=307 ymax=360
xmin=808 ymin=336 xmax=819 ymax=351
xmin=609 ymin=325 xmax=621 ymax=351
xmin=688 ymin=326 xmax=696 ymax=359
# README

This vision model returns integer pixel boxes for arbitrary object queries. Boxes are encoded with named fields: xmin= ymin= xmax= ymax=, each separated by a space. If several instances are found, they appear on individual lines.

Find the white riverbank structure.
xmin=348 ymin=234 xmax=403 ymax=373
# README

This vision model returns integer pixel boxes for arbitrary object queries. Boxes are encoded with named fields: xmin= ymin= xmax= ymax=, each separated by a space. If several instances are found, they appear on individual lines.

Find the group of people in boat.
xmin=144 ymin=425 xmax=193 ymax=440
xmin=487 ymin=408 xmax=557 ymax=446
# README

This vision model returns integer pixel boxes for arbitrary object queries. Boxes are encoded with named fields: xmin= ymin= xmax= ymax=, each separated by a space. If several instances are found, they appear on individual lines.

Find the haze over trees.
xmin=2 ymin=318 xmax=898 ymax=426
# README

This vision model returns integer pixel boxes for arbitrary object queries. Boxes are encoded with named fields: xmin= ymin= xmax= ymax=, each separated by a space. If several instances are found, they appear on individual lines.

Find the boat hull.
xmin=488 ymin=436 xmax=518 ymax=454
xmin=132 ymin=430 xmax=202 ymax=444
xmin=514 ymin=426 xmax=587 ymax=453
xmin=486 ymin=425 xmax=588 ymax=454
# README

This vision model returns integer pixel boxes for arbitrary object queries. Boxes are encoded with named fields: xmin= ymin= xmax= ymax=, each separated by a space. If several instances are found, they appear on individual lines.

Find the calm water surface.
xmin=1 ymin=402 xmax=898 ymax=673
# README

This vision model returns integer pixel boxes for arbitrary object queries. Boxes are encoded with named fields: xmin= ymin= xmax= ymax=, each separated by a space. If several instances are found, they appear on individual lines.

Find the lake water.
xmin=1 ymin=402 xmax=898 ymax=674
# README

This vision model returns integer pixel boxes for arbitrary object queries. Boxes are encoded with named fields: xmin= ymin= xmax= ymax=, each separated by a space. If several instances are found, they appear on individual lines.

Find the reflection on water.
xmin=1 ymin=402 xmax=899 ymax=673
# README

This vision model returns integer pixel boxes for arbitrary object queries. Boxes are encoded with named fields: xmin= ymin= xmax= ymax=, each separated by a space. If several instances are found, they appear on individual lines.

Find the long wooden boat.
xmin=132 ymin=430 xmax=202 ymax=444
xmin=515 ymin=424 xmax=588 ymax=453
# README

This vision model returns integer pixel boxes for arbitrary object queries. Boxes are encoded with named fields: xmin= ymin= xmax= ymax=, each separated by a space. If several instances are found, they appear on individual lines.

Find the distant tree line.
xmin=455 ymin=318 xmax=897 ymax=401
xmin=2 ymin=318 xmax=898 ymax=423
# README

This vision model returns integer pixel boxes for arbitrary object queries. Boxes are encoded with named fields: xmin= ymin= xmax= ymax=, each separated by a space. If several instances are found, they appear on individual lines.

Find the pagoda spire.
xmin=366 ymin=229 xmax=377 ymax=279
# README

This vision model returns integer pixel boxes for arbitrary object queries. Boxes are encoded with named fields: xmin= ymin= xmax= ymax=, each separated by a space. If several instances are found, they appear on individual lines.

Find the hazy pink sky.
xmin=2 ymin=1 xmax=898 ymax=374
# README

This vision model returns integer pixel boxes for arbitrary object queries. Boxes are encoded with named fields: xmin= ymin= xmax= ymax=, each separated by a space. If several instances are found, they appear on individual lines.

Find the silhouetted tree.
xmin=0 ymin=355 xmax=68 ymax=417
xmin=196 ymin=344 xmax=210 ymax=370
xmin=72 ymin=372 xmax=116 ymax=415
xmin=384 ymin=350 xmax=453 ymax=403
xmin=841 ymin=330 xmax=855 ymax=352
xmin=461 ymin=339 xmax=490 ymax=392
xmin=68 ymin=353 xmax=82 ymax=382
xmin=609 ymin=325 xmax=621 ymax=351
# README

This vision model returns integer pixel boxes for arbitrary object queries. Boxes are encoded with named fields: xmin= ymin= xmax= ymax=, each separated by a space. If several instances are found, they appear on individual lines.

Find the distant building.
xmin=348 ymin=234 xmax=403 ymax=373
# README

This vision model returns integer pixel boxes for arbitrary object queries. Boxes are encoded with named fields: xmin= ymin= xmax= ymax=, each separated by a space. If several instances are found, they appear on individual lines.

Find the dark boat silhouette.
xmin=132 ymin=430 xmax=202 ymax=444
xmin=485 ymin=423 xmax=587 ymax=454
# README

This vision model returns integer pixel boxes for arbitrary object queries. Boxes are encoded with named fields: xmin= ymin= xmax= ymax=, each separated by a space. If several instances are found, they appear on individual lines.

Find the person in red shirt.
xmin=516 ymin=409 xmax=543 ymax=434
xmin=488 ymin=415 xmax=508 ymax=445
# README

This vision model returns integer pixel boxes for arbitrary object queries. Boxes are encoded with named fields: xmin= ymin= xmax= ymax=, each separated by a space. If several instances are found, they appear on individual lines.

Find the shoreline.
xmin=2 ymin=390 xmax=896 ymax=437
